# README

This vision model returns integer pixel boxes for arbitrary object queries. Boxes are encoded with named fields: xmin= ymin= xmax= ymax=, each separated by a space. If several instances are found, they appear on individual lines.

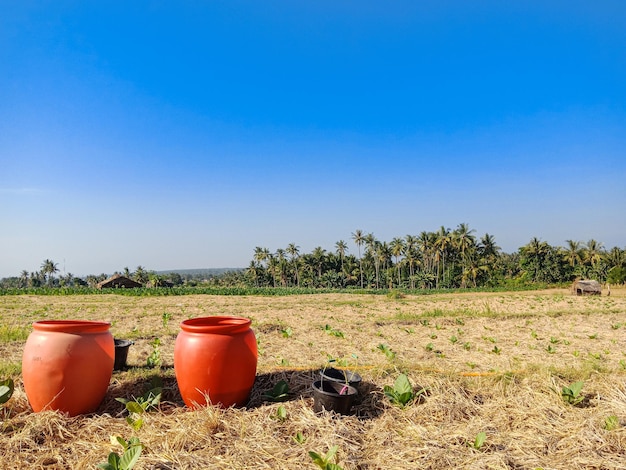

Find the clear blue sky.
xmin=1 ymin=1 xmax=625 ymax=278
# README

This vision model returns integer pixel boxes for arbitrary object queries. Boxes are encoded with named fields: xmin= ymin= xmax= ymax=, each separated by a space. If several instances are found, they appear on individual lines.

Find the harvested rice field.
xmin=1 ymin=287 xmax=626 ymax=469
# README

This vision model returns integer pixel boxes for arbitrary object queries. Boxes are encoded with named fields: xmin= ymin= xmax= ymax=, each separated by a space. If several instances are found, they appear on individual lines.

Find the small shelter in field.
xmin=97 ymin=274 xmax=142 ymax=289
xmin=571 ymin=279 xmax=602 ymax=296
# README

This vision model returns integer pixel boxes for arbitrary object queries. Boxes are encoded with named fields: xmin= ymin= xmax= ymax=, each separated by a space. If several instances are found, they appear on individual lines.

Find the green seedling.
xmin=98 ymin=436 xmax=143 ymax=470
xmin=384 ymin=373 xmax=424 ymax=407
xmin=280 ymin=327 xmax=293 ymax=338
xmin=425 ymin=343 xmax=434 ymax=352
xmin=603 ymin=415 xmax=620 ymax=431
xmin=0 ymin=378 xmax=14 ymax=405
xmin=273 ymin=404 xmax=288 ymax=421
xmin=161 ymin=312 xmax=173 ymax=329
xmin=293 ymin=431 xmax=306 ymax=444
xmin=449 ymin=335 xmax=458 ymax=344
xmin=309 ymin=445 xmax=343 ymax=470
xmin=116 ymin=379 xmax=162 ymax=431
xmin=491 ymin=346 xmax=501 ymax=355
xmin=471 ymin=431 xmax=487 ymax=450
xmin=262 ymin=380 xmax=290 ymax=402
xmin=377 ymin=343 xmax=396 ymax=360
xmin=561 ymin=381 xmax=585 ymax=406
xmin=146 ymin=338 xmax=161 ymax=368
xmin=322 ymin=324 xmax=344 ymax=338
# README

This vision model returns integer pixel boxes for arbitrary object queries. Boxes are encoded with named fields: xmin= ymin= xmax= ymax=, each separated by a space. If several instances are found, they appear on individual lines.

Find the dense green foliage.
xmin=1 ymin=225 xmax=624 ymax=292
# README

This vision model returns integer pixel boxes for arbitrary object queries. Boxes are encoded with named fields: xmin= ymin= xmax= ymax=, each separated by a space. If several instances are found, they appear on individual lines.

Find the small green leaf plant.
xmin=384 ymin=374 xmax=425 ymax=407
xmin=603 ymin=415 xmax=620 ymax=431
xmin=116 ymin=379 xmax=162 ymax=431
xmin=273 ymin=404 xmax=288 ymax=421
xmin=262 ymin=380 xmax=290 ymax=402
xmin=377 ymin=343 xmax=396 ymax=360
xmin=471 ymin=431 xmax=487 ymax=450
xmin=561 ymin=381 xmax=585 ymax=406
xmin=309 ymin=445 xmax=344 ymax=470
xmin=146 ymin=338 xmax=161 ymax=368
xmin=98 ymin=436 xmax=143 ymax=470
xmin=0 ymin=378 xmax=14 ymax=405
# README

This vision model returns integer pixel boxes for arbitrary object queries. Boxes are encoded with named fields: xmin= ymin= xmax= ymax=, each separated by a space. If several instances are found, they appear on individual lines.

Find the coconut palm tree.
xmin=19 ymin=270 xmax=29 ymax=288
xmin=40 ymin=259 xmax=59 ymax=287
xmin=583 ymin=239 xmax=604 ymax=269
xmin=311 ymin=246 xmax=327 ymax=283
xmin=286 ymin=243 xmax=301 ymax=287
xmin=434 ymin=226 xmax=452 ymax=288
xmin=389 ymin=237 xmax=405 ymax=287
xmin=364 ymin=233 xmax=380 ymax=289
xmin=563 ymin=240 xmax=583 ymax=268
xmin=335 ymin=240 xmax=348 ymax=277
xmin=404 ymin=234 xmax=418 ymax=288
xmin=352 ymin=229 xmax=365 ymax=288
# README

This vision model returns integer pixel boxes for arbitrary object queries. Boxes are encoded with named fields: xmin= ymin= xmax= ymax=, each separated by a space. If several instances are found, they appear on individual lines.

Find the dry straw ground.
xmin=1 ymin=287 xmax=626 ymax=469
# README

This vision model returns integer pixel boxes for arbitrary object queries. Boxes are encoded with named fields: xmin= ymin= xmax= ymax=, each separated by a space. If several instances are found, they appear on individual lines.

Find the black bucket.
xmin=319 ymin=367 xmax=362 ymax=389
xmin=114 ymin=339 xmax=133 ymax=370
xmin=312 ymin=380 xmax=357 ymax=415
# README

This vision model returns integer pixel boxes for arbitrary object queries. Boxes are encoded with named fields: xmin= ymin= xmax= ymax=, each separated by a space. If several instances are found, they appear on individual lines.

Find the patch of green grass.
xmin=0 ymin=325 xmax=30 ymax=342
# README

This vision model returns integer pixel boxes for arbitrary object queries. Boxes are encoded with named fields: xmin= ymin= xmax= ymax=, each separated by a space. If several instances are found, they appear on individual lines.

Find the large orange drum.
xmin=174 ymin=316 xmax=257 ymax=409
xmin=22 ymin=320 xmax=114 ymax=416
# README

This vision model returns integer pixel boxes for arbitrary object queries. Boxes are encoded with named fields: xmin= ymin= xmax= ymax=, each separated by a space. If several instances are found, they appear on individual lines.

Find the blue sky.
xmin=1 ymin=1 xmax=625 ymax=277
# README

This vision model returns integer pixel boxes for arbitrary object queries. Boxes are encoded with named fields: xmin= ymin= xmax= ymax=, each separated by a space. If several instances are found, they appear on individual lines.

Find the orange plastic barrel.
xmin=174 ymin=316 xmax=257 ymax=409
xmin=22 ymin=320 xmax=114 ymax=416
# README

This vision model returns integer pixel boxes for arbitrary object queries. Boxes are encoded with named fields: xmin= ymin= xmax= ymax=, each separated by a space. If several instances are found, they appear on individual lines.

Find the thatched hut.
xmin=97 ymin=274 xmax=142 ymax=289
xmin=571 ymin=279 xmax=602 ymax=296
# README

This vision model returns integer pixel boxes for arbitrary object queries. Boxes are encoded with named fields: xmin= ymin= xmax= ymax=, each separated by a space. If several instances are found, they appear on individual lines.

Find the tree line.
xmin=1 ymin=224 xmax=625 ymax=290
xmin=243 ymin=225 xmax=625 ymax=290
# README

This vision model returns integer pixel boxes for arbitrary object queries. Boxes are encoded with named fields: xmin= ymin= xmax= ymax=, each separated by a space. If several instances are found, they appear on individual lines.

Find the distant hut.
xmin=571 ymin=279 xmax=602 ymax=296
xmin=97 ymin=274 xmax=142 ymax=289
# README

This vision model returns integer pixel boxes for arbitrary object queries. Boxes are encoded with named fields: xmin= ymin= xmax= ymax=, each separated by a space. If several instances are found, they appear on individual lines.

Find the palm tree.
xmin=40 ymin=259 xmax=59 ymax=287
xmin=286 ymin=243 xmax=301 ymax=287
xmin=19 ymin=270 xmax=29 ymax=288
xmin=364 ymin=233 xmax=380 ymax=288
xmin=583 ymin=239 xmax=604 ymax=269
xmin=246 ymin=261 xmax=261 ymax=287
xmin=275 ymin=249 xmax=289 ymax=286
xmin=563 ymin=240 xmax=582 ymax=268
xmin=335 ymin=240 xmax=348 ymax=276
xmin=389 ymin=237 xmax=405 ymax=287
xmin=404 ymin=234 xmax=418 ymax=288
xmin=311 ymin=246 xmax=327 ymax=282
xmin=133 ymin=266 xmax=149 ymax=285
xmin=352 ymin=229 xmax=365 ymax=288
xmin=434 ymin=226 xmax=452 ymax=288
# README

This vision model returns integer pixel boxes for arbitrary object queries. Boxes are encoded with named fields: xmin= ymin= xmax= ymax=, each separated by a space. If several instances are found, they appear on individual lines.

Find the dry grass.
xmin=1 ymin=287 xmax=626 ymax=469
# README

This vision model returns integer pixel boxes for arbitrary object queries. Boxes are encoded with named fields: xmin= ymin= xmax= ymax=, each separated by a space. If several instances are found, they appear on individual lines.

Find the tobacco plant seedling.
xmin=561 ymin=381 xmax=585 ymax=406
xmin=384 ymin=373 xmax=424 ymax=407
xmin=273 ymin=404 xmax=288 ymax=421
xmin=0 ymin=378 xmax=14 ymax=405
xmin=161 ymin=312 xmax=173 ymax=329
xmin=98 ymin=436 xmax=143 ymax=470
xmin=280 ymin=327 xmax=293 ymax=338
xmin=262 ymin=380 xmax=290 ymax=402
xmin=471 ymin=432 xmax=487 ymax=450
xmin=377 ymin=343 xmax=396 ymax=360
xmin=116 ymin=379 xmax=162 ymax=431
xmin=146 ymin=338 xmax=161 ymax=368
xmin=293 ymin=431 xmax=306 ymax=444
xmin=309 ymin=445 xmax=343 ymax=470
xmin=603 ymin=415 xmax=620 ymax=431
